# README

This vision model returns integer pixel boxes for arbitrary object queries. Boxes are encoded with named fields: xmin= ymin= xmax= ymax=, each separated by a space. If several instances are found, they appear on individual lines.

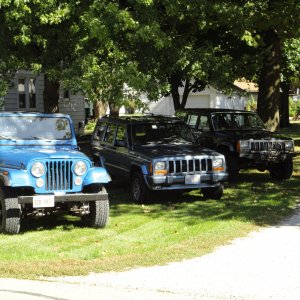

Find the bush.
xmin=289 ymin=98 xmax=300 ymax=120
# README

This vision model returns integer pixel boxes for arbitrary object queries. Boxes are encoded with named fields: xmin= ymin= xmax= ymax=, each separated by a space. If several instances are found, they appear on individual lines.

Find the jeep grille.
xmin=168 ymin=158 xmax=212 ymax=174
xmin=45 ymin=160 xmax=73 ymax=192
xmin=250 ymin=140 xmax=286 ymax=152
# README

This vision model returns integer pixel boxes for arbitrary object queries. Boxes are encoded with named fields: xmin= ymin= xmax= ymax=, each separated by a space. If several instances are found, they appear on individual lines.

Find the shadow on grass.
xmin=19 ymin=172 xmax=300 ymax=233
xmin=108 ymin=172 xmax=300 ymax=227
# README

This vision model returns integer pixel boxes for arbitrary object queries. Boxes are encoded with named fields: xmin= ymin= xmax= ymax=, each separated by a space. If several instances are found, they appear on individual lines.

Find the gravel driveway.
xmin=1 ymin=207 xmax=300 ymax=299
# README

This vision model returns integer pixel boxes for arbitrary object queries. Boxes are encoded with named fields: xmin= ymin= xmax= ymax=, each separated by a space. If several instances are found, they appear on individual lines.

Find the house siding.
xmin=58 ymin=91 xmax=86 ymax=133
xmin=3 ymin=71 xmax=44 ymax=112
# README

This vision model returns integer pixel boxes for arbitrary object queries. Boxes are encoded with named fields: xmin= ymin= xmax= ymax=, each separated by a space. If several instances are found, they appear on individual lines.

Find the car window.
xmin=115 ymin=125 xmax=127 ymax=147
xmin=93 ymin=122 xmax=107 ymax=141
xmin=186 ymin=114 xmax=198 ymax=128
xmin=104 ymin=123 xmax=117 ymax=144
xmin=197 ymin=115 xmax=209 ymax=131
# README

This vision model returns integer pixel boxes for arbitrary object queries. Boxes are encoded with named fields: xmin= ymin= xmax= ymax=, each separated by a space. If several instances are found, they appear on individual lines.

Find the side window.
xmin=104 ymin=123 xmax=117 ymax=144
xmin=115 ymin=125 xmax=127 ymax=147
xmin=186 ymin=114 xmax=198 ymax=128
xmin=93 ymin=122 xmax=107 ymax=141
xmin=197 ymin=115 xmax=209 ymax=131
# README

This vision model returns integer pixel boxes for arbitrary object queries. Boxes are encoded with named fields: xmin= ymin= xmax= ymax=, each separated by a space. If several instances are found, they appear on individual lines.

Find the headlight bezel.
xmin=74 ymin=160 xmax=88 ymax=176
xmin=238 ymin=140 xmax=250 ymax=152
xmin=31 ymin=162 xmax=46 ymax=178
xmin=285 ymin=140 xmax=294 ymax=152
xmin=212 ymin=157 xmax=225 ymax=172
xmin=153 ymin=161 xmax=167 ymax=175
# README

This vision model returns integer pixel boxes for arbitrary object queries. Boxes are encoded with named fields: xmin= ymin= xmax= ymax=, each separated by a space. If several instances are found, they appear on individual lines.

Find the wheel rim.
xmin=132 ymin=177 xmax=141 ymax=201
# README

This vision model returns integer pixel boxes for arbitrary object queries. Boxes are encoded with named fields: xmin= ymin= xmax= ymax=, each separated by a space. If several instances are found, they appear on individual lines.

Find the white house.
xmin=144 ymin=81 xmax=258 ymax=116
xmin=2 ymin=71 xmax=86 ymax=133
xmin=2 ymin=72 xmax=258 ymax=129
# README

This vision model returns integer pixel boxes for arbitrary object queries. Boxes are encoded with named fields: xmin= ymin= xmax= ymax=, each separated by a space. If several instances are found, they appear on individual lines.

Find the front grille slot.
xmin=250 ymin=140 xmax=285 ymax=152
xmin=45 ymin=160 xmax=73 ymax=192
xmin=168 ymin=158 xmax=212 ymax=174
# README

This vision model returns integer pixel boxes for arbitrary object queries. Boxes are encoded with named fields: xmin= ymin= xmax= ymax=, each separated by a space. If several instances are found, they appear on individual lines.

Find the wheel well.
xmin=130 ymin=165 xmax=141 ymax=178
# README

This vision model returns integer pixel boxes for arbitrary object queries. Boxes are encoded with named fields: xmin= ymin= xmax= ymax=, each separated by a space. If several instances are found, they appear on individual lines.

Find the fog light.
xmin=75 ymin=176 xmax=83 ymax=186
xmin=36 ymin=178 xmax=44 ymax=188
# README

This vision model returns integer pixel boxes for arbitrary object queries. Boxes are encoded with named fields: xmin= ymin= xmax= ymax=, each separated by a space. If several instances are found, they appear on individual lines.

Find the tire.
xmin=202 ymin=184 xmax=224 ymax=200
xmin=81 ymin=186 xmax=109 ymax=228
xmin=269 ymin=159 xmax=293 ymax=180
xmin=0 ymin=188 xmax=21 ymax=234
xmin=224 ymin=152 xmax=239 ymax=182
xmin=131 ymin=171 xmax=151 ymax=203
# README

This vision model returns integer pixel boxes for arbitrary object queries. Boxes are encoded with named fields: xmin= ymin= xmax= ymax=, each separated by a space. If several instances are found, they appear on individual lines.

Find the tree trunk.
xmin=93 ymin=101 xmax=108 ymax=119
xmin=181 ymin=79 xmax=191 ymax=109
xmin=257 ymin=29 xmax=282 ymax=132
xmin=280 ymin=81 xmax=290 ymax=128
xmin=169 ymin=73 xmax=182 ymax=111
xmin=109 ymin=102 xmax=119 ymax=117
xmin=43 ymin=75 xmax=59 ymax=113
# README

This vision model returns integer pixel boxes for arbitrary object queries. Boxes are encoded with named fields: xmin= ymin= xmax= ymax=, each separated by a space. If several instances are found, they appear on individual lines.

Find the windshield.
xmin=132 ymin=122 xmax=194 ymax=145
xmin=211 ymin=112 xmax=265 ymax=131
xmin=0 ymin=116 xmax=72 ymax=140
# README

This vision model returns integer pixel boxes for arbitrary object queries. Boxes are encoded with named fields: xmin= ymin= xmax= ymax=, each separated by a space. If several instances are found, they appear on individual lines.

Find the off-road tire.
xmin=81 ymin=186 xmax=109 ymax=228
xmin=0 ymin=188 xmax=21 ymax=234
xmin=202 ymin=184 xmax=224 ymax=200
xmin=131 ymin=171 xmax=151 ymax=203
xmin=269 ymin=159 xmax=293 ymax=180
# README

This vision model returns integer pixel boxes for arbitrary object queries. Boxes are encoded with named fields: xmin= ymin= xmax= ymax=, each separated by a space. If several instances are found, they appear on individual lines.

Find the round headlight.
xmin=31 ymin=162 xmax=45 ymax=177
xmin=74 ymin=161 xmax=87 ymax=176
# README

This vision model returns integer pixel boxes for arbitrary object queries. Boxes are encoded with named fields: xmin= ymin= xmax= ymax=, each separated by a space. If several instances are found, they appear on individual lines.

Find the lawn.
xmin=0 ymin=123 xmax=299 ymax=279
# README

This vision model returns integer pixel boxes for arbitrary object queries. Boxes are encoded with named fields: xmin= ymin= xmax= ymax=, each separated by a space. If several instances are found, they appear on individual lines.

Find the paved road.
xmin=1 ymin=208 xmax=300 ymax=299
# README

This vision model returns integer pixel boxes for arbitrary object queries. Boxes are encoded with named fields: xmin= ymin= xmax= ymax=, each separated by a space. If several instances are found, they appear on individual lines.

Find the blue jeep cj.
xmin=0 ymin=112 xmax=111 ymax=234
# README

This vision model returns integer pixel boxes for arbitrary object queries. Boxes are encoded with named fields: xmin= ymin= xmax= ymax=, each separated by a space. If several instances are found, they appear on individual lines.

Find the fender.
xmin=83 ymin=167 xmax=111 ymax=186
xmin=0 ymin=168 xmax=33 ymax=187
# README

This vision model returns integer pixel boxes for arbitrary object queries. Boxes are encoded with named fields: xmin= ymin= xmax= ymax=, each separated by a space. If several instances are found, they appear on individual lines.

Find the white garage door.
xmin=186 ymin=95 xmax=210 ymax=108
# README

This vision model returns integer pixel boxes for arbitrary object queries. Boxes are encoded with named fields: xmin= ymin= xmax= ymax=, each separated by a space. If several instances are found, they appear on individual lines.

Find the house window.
xmin=29 ymin=78 xmax=36 ymax=108
xmin=18 ymin=77 xmax=37 ymax=109
xmin=18 ymin=79 xmax=26 ymax=109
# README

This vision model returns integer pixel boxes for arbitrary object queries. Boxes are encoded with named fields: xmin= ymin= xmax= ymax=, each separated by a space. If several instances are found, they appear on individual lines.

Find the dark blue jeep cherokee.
xmin=0 ymin=112 xmax=111 ymax=234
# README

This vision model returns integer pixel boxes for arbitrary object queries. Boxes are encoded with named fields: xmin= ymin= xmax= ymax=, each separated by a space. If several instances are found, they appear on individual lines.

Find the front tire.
xmin=0 ymin=188 xmax=21 ymax=234
xmin=202 ymin=184 xmax=224 ymax=200
xmin=81 ymin=186 xmax=109 ymax=228
xmin=269 ymin=159 xmax=293 ymax=180
xmin=131 ymin=171 xmax=151 ymax=203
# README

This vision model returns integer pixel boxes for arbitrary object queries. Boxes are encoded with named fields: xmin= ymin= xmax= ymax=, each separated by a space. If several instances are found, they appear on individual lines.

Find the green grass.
xmin=0 ymin=123 xmax=299 ymax=279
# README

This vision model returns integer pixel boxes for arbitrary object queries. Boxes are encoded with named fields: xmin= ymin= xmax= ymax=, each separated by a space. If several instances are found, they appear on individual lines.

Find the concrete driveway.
xmin=1 ymin=207 xmax=300 ymax=299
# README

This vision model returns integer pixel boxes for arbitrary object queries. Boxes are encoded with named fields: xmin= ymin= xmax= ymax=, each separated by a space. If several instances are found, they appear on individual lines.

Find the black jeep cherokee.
xmin=91 ymin=115 xmax=228 ymax=202
xmin=177 ymin=108 xmax=295 ymax=181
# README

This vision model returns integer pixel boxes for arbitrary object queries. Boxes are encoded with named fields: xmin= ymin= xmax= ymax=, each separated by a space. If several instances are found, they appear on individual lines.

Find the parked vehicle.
xmin=176 ymin=108 xmax=296 ymax=181
xmin=91 ymin=115 xmax=228 ymax=203
xmin=0 ymin=112 xmax=111 ymax=234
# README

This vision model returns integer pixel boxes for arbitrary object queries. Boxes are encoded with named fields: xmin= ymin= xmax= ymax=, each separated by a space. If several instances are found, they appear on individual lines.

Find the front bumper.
xmin=144 ymin=172 xmax=228 ymax=191
xmin=239 ymin=151 xmax=296 ymax=162
xmin=18 ymin=192 xmax=109 ymax=205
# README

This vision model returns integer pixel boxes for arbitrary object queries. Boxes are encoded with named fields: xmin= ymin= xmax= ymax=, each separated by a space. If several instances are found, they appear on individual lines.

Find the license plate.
xmin=33 ymin=195 xmax=55 ymax=208
xmin=185 ymin=174 xmax=201 ymax=184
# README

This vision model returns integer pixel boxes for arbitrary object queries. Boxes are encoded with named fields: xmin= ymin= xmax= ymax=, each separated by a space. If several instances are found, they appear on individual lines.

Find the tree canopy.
xmin=1 ymin=1 xmax=300 ymax=129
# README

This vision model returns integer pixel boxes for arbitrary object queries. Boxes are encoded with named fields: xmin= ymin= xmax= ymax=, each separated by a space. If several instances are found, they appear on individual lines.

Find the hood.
xmin=133 ymin=143 xmax=222 ymax=159
xmin=216 ymin=130 xmax=292 ymax=141
xmin=0 ymin=148 xmax=89 ymax=169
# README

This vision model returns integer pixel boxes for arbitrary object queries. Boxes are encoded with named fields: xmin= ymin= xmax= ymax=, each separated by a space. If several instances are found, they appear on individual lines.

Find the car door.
xmin=111 ymin=124 xmax=131 ymax=179
xmin=193 ymin=114 xmax=216 ymax=149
